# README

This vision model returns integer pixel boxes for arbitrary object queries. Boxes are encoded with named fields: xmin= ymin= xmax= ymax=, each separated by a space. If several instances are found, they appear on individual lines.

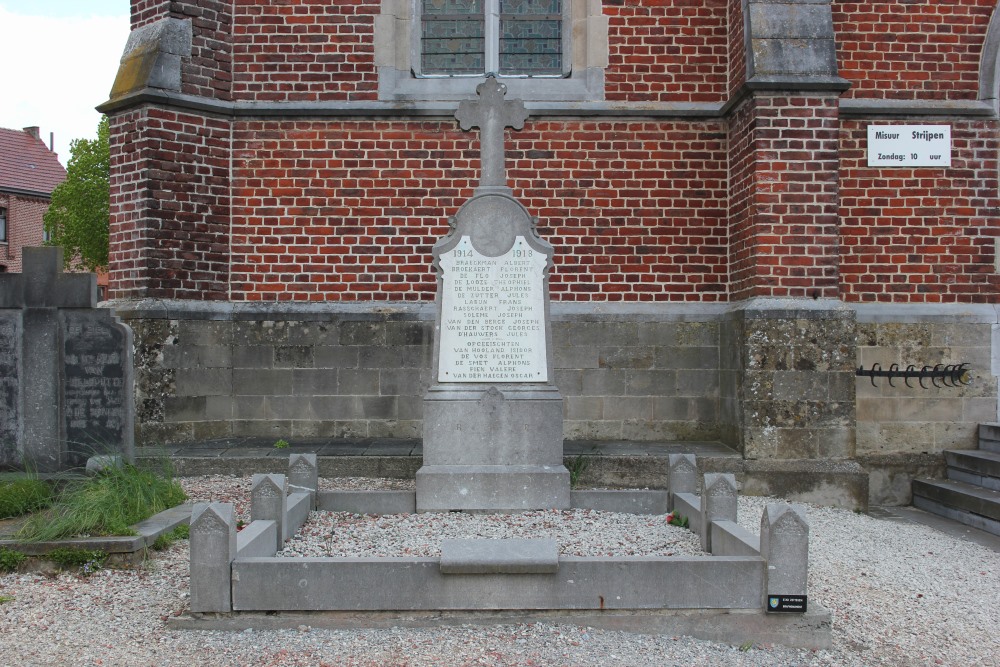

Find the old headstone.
xmin=0 ymin=247 xmax=134 ymax=471
xmin=416 ymin=77 xmax=569 ymax=512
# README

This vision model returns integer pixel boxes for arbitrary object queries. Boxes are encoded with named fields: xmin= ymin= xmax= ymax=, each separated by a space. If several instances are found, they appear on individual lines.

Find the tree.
xmin=44 ymin=116 xmax=110 ymax=271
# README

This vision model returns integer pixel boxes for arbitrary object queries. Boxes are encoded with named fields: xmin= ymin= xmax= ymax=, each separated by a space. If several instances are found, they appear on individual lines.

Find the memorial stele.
xmin=415 ymin=76 xmax=570 ymax=512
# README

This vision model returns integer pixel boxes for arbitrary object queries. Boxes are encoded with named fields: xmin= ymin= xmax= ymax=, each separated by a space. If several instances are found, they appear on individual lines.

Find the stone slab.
xmin=237 ymin=520 xmax=278 ymax=559
xmin=286 ymin=492 xmax=311 ymax=540
xmin=570 ymin=489 xmax=668 ymax=515
xmin=913 ymin=496 xmax=1000 ymax=537
xmin=439 ymin=538 xmax=559 ymax=574
xmin=317 ymin=490 xmax=416 ymax=514
xmin=711 ymin=520 xmax=761 ymax=558
xmin=231 ymin=556 xmax=764 ymax=611
xmin=168 ymin=607 xmax=833 ymax=650
xmin=61 ymin=309 xmax=135 ymax=467
xmin=912 ymin=478 xmax=1000 ymax=521
xmin=0 ymin=312 xmax=20 ymax=467
xmin=437 ymin=237 xmax=548 ymax=383
xmin=672 ymin=493 xmax=702 ymax=534
xmin=415 ymin=465 xmax=569 ymax=512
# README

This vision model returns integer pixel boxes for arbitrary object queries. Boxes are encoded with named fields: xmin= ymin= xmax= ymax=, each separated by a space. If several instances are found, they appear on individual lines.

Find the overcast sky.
xmin=0 ymin=1 xmax=130 ymax=165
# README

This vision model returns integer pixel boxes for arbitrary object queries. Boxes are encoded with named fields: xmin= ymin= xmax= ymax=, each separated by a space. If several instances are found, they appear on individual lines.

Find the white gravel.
xmin=0 ymin=474 xmax=997 ymax=666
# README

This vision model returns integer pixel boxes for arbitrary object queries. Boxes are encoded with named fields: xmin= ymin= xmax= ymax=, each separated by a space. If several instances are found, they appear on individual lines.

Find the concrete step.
xmin=912 ymin=495 xmax=1000 ymax=538
xmin=980 ymin=423 xmax=1000 ymax=454
xmin=912 ymin=478 xmax=1000 ymax=524
xmin=945 ymin=449 xmax=1000 ymax=491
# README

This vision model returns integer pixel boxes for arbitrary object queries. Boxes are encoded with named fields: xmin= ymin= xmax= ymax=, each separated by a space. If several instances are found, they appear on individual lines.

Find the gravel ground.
xmin=0 ymin=475 xmax=997 ymax=666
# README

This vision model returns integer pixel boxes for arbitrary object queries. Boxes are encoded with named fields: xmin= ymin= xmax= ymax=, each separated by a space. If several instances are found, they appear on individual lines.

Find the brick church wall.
xmin=103 ymin=0 xmax=1000 ymax=503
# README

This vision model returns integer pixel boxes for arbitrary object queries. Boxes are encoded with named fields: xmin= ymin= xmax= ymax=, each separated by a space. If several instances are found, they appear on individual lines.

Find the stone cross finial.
xmin=0 ymin=246 xmax=96 ymax=309
xmin=455 ymin=75 xmax=529 ymax=190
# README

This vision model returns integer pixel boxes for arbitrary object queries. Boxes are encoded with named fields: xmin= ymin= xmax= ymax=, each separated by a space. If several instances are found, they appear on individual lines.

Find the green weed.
xmin=152 ymin=524 xmax=190 ymax=550
xmin=47 ymin=547 xmax=107 ymax=574
xmin=273 ymin=439 xmax=290 ymax=449
xmin=16 ymin=462 xmax=186 ymax=542
xmin=568 ymin=454 xmax=589 ymax=488
xmin=0 ymin=548 xmax=26 ymax=573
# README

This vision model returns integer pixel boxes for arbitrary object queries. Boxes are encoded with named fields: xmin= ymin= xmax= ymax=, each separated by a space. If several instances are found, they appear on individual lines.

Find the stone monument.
xmin=0 ymin=247 xmax=134 ymax=471
xmin=415 ymin=76 xmax=569 ymax=512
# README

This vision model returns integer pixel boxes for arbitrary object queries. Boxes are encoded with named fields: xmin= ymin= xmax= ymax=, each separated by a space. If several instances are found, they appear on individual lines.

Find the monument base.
xmin=417 ymin=384 xmax=569 ymax=511
xmin=416 ymin=464 xmax=570 ymax=512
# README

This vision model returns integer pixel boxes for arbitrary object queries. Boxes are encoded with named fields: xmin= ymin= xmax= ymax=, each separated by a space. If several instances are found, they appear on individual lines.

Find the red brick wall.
xmin=604 ymin=0 xmax=729 ymax=104
xmin=729 ymin=95 xmax=842 ymax=300
xmin=840 ymin=120 xmax=1000 ymax=303
xmin=108 ymin=108 xmax=230 ymax=300
xmin=230 ymin=119 xmax=728 ymax=302
xmin=131 ymin=0 xmax=169 ymax=29
xmin=232 ymin=0 xmax=379 ymax=102
xmin=833 ymin=0 xmax=995 ymax=101
xmin=0 ymin=193 xmax=48 ymax=273
xmin=109 ymin=0 xmax=1000 ymax=305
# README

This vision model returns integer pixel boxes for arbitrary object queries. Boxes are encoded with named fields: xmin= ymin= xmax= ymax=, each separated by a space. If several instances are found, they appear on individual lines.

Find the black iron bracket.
xmin=855 ymin=363 xmax=972 ymax=389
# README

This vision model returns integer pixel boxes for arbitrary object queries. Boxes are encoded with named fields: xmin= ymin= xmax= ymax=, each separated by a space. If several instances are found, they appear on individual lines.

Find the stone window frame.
xmin=376 ymin=0 xmax=608 ymax=102
xmin=0 ymin=207 xmax=7 ymax=244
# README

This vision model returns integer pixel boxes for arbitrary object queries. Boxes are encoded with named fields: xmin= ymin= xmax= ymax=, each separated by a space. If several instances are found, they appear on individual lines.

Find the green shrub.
xmin=0 ymin=478 xmax=53 ymax=519
xmin=0 ymin=548 xmax=26 ymax=573
xmin=16 ymin=463 xmax=186 ymax=542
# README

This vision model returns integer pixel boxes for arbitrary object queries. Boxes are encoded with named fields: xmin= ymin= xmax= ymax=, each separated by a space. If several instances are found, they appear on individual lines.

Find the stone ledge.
xmin=439 ymin=539 xmax=559 ymax=574
xmin=570 ymin=489 xmax=668 ymax=514
xmin=0 ymin=503 xmax=191 ymax=566
xmin=167 ymin=607 xmax=833 ymax=650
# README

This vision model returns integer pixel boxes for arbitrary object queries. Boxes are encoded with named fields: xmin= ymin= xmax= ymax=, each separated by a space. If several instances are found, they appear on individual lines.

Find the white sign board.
xmin=438 ymin=236 xmax=548 ymax=383
xmin=867 ymin=125 xmax=951 ymax=167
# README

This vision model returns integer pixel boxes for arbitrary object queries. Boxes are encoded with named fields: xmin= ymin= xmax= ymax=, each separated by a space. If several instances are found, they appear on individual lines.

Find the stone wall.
xmin=118 ymin=303 xmax=729 ymax=445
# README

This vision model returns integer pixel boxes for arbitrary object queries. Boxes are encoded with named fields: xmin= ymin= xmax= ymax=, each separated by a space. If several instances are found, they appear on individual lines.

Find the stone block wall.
xmin=119 ymin=304 xmax=728 ymax=445
xmin=855 ymin=316 xmax=997 ymax=455
xmin=720 ymin=303 xmax=858 ymax=460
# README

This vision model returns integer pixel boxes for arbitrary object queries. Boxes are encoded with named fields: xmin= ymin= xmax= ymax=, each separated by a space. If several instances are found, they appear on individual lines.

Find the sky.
xmin=0 ymin=1 xmax=130 ymax=165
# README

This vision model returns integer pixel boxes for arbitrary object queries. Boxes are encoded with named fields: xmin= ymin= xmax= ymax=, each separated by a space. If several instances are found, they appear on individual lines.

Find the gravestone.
xmin=0 ymin=247 xmax=134 ymax=471
xmin=416 ymin=77 xmax=569 ymax=512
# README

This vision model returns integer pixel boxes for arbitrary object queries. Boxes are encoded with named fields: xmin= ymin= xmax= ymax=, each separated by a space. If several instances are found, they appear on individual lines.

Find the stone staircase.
xmin=912 ymin=423 xmax=1000 ymax=536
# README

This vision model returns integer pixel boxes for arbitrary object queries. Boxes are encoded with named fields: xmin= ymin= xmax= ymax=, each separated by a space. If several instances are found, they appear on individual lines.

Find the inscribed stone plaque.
xmin=0 ymin=312 xmax=20 ymax=466
xmin=62 ymin=311 xmax=132 ymax=466
xmin=438 ymin=235 xmax=547 ymax=383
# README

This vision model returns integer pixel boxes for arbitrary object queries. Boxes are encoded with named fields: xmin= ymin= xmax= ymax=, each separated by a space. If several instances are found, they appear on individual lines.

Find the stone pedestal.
xmin=418 ymin=385 xmax=568 ymax=511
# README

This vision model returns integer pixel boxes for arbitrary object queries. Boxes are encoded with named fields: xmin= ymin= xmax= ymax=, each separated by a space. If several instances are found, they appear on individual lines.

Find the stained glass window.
xmin=420 ymin=0 xmax=563 ymax=76
xmin=422 ymin=0 xmax=486 ymax=75
xmin=499 ymin=0 xmax=562 ymax=75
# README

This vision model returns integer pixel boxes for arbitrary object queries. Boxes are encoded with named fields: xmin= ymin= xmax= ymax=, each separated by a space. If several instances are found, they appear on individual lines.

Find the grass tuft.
xmin=0 ymin=478 xmax=53 ymax=519
xmin=16 ymin=463 xmax=186 ymax=542
xmin=0 ymin=548 xmax=26 ymax=573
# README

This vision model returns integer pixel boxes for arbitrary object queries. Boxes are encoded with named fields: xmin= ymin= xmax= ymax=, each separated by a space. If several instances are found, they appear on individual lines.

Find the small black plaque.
xmin=767 ymin=595 xmax=807 ymax=613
